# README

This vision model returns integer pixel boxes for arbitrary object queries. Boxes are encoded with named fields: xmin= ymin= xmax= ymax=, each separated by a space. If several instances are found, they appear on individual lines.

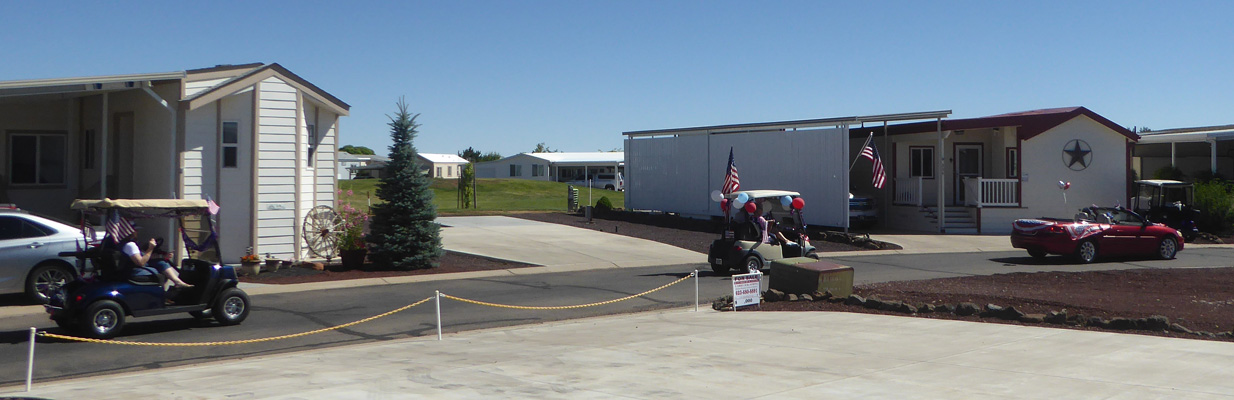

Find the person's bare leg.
xmin=163 ymin=267 xmax=193 ymax=288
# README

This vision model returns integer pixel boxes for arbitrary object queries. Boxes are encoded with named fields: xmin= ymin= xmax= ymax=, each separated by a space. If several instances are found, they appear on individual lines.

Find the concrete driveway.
xmin=438 ymin=216 xmax=704 ymax=271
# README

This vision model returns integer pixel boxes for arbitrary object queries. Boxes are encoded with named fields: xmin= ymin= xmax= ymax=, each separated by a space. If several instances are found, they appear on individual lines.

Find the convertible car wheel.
xmin=212 ymin=288 xmax=250 ymax=326
xmin=1158 ymin=237 xmax=1179 ymax=260
xmin=1075 ymin=240 xmax=1098 ymax=264
xmin=82 ymin=300 xmax=125 ymax=339
xmin=1027 ymin=249 xmax=1047 ymax=259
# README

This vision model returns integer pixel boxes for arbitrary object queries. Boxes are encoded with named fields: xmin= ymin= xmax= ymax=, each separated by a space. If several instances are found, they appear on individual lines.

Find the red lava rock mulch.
xmin=757 ymin=267 xmax=1234 ymax=341
xmin=238 ymin=251 xmax=534 ymax=285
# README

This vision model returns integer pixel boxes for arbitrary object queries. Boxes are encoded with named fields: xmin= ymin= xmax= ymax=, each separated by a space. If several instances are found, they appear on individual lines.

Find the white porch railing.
xmin=894 ymin=177 xmax=923 ymax=206
xmin=963 ymin=178 xmax=1019 ymax=207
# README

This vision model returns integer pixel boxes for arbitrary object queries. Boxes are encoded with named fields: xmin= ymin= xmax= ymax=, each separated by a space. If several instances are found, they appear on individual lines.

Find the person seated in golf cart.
xmin=114 ymin=231 xmax=193 ymax=289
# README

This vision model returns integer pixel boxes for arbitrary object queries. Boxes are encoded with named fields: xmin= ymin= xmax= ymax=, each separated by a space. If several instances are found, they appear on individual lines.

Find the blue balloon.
xmin=736 ymin=193 xmax=749 ymax=203
xmin=780 ymin=196 xmax=792 ymax=207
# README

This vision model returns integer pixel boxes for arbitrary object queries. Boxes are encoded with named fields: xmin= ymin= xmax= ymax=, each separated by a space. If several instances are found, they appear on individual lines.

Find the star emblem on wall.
xmin=1062 ymin=139 xmax=1092 ymax=171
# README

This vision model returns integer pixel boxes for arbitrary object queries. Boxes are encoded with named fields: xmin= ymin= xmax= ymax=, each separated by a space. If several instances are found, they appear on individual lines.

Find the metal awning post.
xmin=1171 ymin=142 xmax=1176 ymax=167
xmin=100 ymin=92 xmax=109 ymax=200
xmin=141 ymin=84 xmax=180 ymax=260
xmin=1210 ymin=139 xmax=1218 ymax=174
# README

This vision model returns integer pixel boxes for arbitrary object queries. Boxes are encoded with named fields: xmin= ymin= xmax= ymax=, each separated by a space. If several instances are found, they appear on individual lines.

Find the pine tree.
xmin=366 ymin=98 xmax=442 ymax=270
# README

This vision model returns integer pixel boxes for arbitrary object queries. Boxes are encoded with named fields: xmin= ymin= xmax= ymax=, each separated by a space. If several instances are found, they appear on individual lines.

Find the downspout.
xmin=937 ymin=118 xmax=945 ymax=233
xmin=1210 ymin=138 xmax=1218 ymax=175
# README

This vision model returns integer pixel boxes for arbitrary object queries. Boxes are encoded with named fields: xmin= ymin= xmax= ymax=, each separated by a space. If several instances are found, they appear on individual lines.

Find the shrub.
xmin=336 ymin=192 xmax=369 ymax=252
xmin=1193 ymin=170 xmax=1228 ymax=183
xmin=1194 ymin=180 xmax=1234 ymax=233
xmin=1153 ymin=166 xmax=1185 ymax=181
xmin=595 ymin=196 xmax=614 ymax=212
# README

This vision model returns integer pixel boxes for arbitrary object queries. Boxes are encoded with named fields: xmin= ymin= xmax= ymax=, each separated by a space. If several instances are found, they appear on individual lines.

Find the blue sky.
xmin=2 ymin=1 xmax=1230 ymax=157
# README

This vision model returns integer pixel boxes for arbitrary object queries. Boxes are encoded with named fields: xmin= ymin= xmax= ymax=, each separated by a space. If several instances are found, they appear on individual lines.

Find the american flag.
xmin=721 ymin=147 xmax=740 ymax=194
xmin=861 ymin=142 xmax=886 ymax=189
xmin=106 ymin=211 xmax=136 ymax=243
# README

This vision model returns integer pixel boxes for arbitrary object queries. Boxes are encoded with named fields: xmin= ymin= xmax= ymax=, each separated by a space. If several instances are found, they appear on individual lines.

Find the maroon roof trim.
xmin=851 ymin=107 xmax=1139 ymax=142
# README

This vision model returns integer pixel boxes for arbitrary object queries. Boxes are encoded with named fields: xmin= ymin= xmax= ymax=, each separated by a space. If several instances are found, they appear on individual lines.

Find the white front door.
xmin=954 ymin=144 xmax=983 ymax=204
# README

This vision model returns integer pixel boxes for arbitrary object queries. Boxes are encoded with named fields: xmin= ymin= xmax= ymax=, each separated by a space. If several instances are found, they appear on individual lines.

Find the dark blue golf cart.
xmin=45 ymin=199 xmax=250 ymax=339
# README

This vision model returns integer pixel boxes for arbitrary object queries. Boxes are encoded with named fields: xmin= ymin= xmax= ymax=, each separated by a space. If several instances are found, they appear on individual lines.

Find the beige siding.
xmin=184 ymin=78 xmax=229 ymax=97
xmin=256 ymin=76 xmax=299 ymax=260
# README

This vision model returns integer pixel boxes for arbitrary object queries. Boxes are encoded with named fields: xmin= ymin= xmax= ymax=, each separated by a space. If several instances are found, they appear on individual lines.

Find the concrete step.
xmin=944 ymin=227 xmax=980 ymax=234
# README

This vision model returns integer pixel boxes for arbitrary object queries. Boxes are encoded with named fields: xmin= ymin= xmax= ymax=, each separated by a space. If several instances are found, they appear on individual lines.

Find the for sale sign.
xmin=732 ymin=271 xmax=762 ymax=308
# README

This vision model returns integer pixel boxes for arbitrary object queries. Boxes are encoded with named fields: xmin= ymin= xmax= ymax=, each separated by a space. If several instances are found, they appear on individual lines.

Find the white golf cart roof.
xmin=723 ymin=190 xmax=800 ymax=200
xmin=71 ymin=198 xmax=209 ymax=211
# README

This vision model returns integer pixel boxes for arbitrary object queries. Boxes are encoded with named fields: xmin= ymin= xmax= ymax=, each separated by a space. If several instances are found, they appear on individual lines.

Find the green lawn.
xmin=337 ymin=178 xmax=624 ymax=215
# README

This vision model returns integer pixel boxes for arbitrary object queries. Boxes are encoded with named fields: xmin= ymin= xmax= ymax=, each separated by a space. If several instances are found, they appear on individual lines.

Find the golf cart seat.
xmin=127 ymin=266 xmax=164 ymax=286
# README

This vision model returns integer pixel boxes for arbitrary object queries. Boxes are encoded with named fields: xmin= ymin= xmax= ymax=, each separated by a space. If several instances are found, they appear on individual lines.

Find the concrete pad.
xmin=438 ymin=216 xmax=704 ymax=269
xmin=11 ymin=311 xmax=1234 ymax=399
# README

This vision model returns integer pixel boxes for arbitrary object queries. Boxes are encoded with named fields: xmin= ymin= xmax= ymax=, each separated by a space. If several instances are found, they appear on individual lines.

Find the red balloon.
xmin=744 ymin=202 xmax=757 ymax=213
xmin=720 ymin=198 xmax=729 ymax=211
xmin=791 ymin=197 xmax=805 ymax=210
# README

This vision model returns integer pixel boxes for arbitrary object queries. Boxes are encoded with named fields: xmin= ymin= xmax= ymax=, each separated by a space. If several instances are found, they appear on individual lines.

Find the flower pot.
xmin=339 ymin=249 xmax=367 ymax=271
xmin=265 ymin=259 xmax=281 ymax=272
xmin=241 ymin=262 xmax=261 ymax=276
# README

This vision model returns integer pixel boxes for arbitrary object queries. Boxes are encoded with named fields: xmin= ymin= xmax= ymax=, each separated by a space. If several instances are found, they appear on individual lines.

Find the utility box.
xmin=567 ymin=185 xmax=579 ymax=212
xmin=769 ymin=258 xmax=853 ymax=297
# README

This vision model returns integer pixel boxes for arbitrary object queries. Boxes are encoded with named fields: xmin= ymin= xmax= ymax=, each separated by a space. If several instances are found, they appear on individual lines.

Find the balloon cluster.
xmin=711 ymin=190 xmax=804 ymax=213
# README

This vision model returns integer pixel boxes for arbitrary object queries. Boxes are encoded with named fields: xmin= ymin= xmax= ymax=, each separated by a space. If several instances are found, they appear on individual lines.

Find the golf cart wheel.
xmin=710 ymin=262 xmax=728 ymax=275
xmin=1027 ymin=249 xmax=1047 ymax=259
xmin=1074 ymin=240 xmax=1098 ymax=264
xmin=81 ymin=300 xmax=125 ymax=339
xmin=743 ymin=255 xmax=763 ymax=273
xmin=212 ymin=288 xmax=250 ymax=326
xmin=1158 ymin=237 xmax=1179 ymax=260
xmin=52 ymin=316 xmax=77 ymax=330
xmin=26 ymin=262 xmax=74 ymax=304
xmin=805 ymin=250 xmax=819 ymax=260
xmin=189 ymin=310 xmax=210 ymax=320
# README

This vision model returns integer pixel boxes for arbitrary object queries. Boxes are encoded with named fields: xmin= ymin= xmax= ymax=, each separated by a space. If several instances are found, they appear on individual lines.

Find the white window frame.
xmin=7 ymin=131 xmax=67 ymax=186
xmin=910 ymin=146 xmax=935 ymax=179
xmin=305 ymin=123 xmax=316 ymax=168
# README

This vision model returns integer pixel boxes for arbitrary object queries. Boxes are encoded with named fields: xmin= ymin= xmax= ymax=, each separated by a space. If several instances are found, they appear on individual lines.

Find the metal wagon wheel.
xmin=303 ymin=205 xmax=341 ymax=260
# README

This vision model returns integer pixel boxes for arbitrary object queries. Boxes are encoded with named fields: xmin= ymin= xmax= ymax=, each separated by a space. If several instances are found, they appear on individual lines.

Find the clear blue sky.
xmin=2 ymin=1 xmax=1230 ymax=157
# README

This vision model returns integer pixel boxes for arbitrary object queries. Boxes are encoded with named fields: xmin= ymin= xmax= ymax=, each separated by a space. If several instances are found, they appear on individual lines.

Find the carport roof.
xmin=1136 ymin=125 xmax=1234 ymax=144
xmin=623 ymin=110 xmax=952 ymax=137
xmin=850 ymin=106 xmax=1139 ymax=142
xmin=0 ymin=70 xmax=185 ymax=98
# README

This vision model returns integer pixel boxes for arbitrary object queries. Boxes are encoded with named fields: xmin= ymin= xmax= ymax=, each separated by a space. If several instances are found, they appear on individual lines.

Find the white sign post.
xmin=732 ymin=271 xmax=762 ymax=309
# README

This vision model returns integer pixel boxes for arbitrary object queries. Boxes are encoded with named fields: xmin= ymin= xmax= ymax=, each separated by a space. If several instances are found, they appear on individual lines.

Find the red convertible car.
xmin=1011 ymin=207 xmax=1183 ymax=263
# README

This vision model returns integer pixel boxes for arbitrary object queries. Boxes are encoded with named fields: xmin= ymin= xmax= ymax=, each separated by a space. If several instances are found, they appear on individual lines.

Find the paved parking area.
xmin=438 ymin=216 xmax=704 ymax=271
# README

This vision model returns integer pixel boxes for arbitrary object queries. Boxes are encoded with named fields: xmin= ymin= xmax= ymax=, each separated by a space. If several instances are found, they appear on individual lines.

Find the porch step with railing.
xmin=922 ymin=206 xmax=978 ymax=233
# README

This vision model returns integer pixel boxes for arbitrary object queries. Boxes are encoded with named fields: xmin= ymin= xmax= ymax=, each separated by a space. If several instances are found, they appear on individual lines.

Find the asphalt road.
xmin=2 ymin=247 xmax=1230 ymax=386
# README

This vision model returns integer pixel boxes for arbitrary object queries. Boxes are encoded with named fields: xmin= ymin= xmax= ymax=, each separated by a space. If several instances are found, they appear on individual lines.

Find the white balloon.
xmin=710 ymin=190 xmax=723 ymax=202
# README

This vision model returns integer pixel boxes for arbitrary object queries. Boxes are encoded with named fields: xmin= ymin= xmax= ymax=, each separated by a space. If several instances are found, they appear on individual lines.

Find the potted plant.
xmin=240 ymin=252 xmax=263 ymax=276
xmin=264 ymin=253 xmax=281 ymax=272
xmin=337 ymin=193 xmax=369 ymax=270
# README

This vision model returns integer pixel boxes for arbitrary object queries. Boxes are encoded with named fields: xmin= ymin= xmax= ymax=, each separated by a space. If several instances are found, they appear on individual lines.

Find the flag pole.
xmin=850 ymin=132 xmax=875 ymax=172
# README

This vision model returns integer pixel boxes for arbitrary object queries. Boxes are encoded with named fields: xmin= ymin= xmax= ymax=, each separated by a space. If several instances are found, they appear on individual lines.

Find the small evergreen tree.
xmin=459 ymin=163 xmax=475 ymax=208
xmin=366 ymin=98 xmax=442 ymax=270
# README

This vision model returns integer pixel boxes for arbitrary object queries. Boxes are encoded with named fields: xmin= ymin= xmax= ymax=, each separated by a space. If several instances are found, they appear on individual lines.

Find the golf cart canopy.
xmin=724 ymin=190 xmax=800 ymax=200
xmin=71 ymin=198 xmax=209 ymax=212
xmin=1136 ymin=180 xmax=1191 ymax=188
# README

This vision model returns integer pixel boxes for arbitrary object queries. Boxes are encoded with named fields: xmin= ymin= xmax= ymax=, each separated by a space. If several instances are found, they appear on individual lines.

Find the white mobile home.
xmin=625 ymin=107 xmax=1138 ymax=234
xmin=0 ymin=63 xmax=349 ymax=263
xmin=474 ymin=152 xmax=623 ymax=182
xmin=418 ymin=153 xmax=468 ymax=178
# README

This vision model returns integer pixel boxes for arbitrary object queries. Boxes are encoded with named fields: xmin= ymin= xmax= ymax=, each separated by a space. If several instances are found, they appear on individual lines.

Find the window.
xmin=306 ymin=123 xmax=316 ymax=168
xmin=1006 ymin=148 xmax=1019 ymax=178
xmin=509 ymin=164 xmax=523 ymax=177
xmin=0 ymin=216 xmax=53 ymax=240
xmin=81 ymin=129 xmax=95 ymax=170
xmin=447 ymin=165 xmax=452 ymax=177
xmin=909 ymin=147 xmax=934 ymax=179
xmin=531 ymin=164 xmax=541 ymax=177
xmin=8 ymin=132 xmax=66 ymax=185
xmin=222 ymin=122 xmax=239 ymax=168
xmin=436 ymin=167 xmax=442 ymax=177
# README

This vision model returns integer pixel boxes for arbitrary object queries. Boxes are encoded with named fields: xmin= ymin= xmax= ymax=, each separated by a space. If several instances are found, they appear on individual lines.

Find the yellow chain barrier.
xmin=442 ymin=272 xmax=694 ymax=310
xmin=37 ymin=296 xmax=435 ymax=346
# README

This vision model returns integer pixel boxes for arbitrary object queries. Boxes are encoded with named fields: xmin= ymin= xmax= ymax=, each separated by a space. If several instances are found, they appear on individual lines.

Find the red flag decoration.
xmin=861 ymin=142 xmax=886 ymax=189
xmin=106 ymin=211 xmax=136 ymax=243
xmin=721 ymin=147 xmax=740 ymax=194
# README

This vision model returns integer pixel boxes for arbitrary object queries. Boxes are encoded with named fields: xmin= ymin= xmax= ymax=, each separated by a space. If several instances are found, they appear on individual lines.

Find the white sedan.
xmin=0 ymin=209 xmax=83 ymax=303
